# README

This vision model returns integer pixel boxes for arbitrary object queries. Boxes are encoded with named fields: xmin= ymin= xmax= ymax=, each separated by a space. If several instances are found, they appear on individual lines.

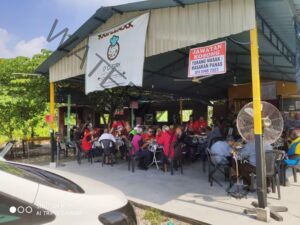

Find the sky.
xmin=0 ymin=0 xmax=144 ymax=58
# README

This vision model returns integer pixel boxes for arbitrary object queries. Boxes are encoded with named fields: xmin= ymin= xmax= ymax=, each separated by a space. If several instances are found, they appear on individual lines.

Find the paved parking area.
xmin=51 ymin=159 xmax=300 ymax=225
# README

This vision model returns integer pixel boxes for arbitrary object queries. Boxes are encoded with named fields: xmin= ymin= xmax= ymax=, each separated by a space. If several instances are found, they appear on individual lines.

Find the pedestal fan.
xmin=227 ymin=101 xmax=283 ymax=198
xmin=237 ymin=101 xmax=284 ymax=144
xmin=236 ymin=101 xmax=287 ymax=221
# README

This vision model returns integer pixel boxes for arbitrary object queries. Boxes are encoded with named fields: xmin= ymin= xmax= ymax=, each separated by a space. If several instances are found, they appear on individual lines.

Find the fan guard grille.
xmin=236 ymin=101 xmax=284 ymax=144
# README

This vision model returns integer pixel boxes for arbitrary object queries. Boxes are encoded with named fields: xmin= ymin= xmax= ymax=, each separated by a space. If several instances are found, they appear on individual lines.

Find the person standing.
xmin=156 ymin=125 xmax=177 ymax=172
xmin=72 ymin=119 xmax=86 ymax=164
xmin=81 ymin=130 xmax=96 ymax=163
xmin=82 ymin=130 xmax=93 ymax=152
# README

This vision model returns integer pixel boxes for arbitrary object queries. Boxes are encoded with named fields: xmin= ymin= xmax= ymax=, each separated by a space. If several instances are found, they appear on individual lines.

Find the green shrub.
xmin=143 ymin=208 xmax=165 ymax=225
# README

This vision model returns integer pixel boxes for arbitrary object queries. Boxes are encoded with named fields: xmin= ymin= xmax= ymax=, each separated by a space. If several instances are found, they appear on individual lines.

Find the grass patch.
xmin=143 ymin=208 xmax=165 ymax=225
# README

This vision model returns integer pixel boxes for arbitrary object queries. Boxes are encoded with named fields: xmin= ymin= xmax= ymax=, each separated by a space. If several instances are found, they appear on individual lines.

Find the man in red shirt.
xmin=141 ymin=127 xmax=155 ymax=150
xmin=142 ymin=127 xmax=154 ymax=141
xmin=185 ymin=115 xmax=194 ymax=134
xmin=112 ymin=120 xmax=126 ymax=129
xmin=193 ymin=116 xmax=208 ymax=134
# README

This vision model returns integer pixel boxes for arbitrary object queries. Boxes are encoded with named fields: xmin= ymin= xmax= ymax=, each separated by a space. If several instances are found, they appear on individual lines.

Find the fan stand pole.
xmin=233 ymin=153 xmax=243 ymax=196
xmin=244 ymin=26 xmax=288 ymax=222
xmin=235 ymin=155 xmax=240 ymax=193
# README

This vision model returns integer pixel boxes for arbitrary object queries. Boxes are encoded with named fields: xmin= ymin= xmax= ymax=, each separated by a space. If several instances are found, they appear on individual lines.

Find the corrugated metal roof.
xmin=36 ymin=0 xmax=298 ymax=100
xmin=256 ymin=0 xmax=296 ymax=52
xmin=36 ymin=0 xmax=211 ymax=74
xmin=293 ymin=0 xmax=300 ymax=13
xmin=37 ymin=0 xmax=297 ymax=75
xmin=141 ymin=29 xmax=296 ymax=99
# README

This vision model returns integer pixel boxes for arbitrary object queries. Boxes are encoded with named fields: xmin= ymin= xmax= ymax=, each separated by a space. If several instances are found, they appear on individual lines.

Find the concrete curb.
xmin=129 ymin=200 xmax=210 ymax=225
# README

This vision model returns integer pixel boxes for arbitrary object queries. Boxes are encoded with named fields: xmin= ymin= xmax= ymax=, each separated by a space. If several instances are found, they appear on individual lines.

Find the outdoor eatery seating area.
xmin=54 ymin=112 xmax=300 ymax=201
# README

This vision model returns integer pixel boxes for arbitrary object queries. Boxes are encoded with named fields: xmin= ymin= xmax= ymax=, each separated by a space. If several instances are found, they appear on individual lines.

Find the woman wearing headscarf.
xmin=130 ymin=127 xmax=152 ymax=170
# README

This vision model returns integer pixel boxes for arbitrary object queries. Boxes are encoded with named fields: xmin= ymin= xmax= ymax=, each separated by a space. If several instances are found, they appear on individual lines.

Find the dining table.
xmin=147 ymin=139 xmax=163 ymax=169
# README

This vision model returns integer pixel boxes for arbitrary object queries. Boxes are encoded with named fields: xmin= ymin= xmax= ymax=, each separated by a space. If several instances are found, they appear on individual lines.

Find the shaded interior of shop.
xmin=53 ymin=27 xmax=298 ymax=135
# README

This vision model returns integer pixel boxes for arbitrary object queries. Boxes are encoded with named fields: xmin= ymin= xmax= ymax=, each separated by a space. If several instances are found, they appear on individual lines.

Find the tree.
xmin=87 ymin=87 xmax=131 ymax=126
xmin=0 ymin=49 xmax=52 ymax=140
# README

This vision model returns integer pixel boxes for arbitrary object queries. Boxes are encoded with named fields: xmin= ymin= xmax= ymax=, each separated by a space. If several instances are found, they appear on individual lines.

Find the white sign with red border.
xmin=188 ymin=41 xmax=227 ymax=77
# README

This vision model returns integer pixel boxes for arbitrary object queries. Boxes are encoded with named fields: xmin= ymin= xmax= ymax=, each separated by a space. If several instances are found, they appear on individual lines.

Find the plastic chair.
xmin=99 ymin=139 xmax=115 ymax=167
xmin=170 ymin=143 xmax=184 ymax=175
xmin=58 ymin=141 xmax=67 ymax=158
xmin=73 ymin=141 xmax=93 ymax=164
xmin=66 ymin=141 xmax=76 ymax=156
xmin=203 ymin=136 xmax=224 ymax=174
xmin=128 ymin=146 xmax=138 ymax=173
xmin=265 ymin=150 xmax=285 ymax=200
xmin=86 ymin=149 xmax=94 ymax=164
xmin=53 ymin=141 xmax=67 ymax=160
xmin=73 ymin=141 xmax=83 ymax=164
xmin=206 ymin=147 xmax=230 ymax=187
xmin=284 ymin=157 xmax=300 ymax=183
xmin=128 ymin=152 xmax=136 ymax=172
xmin=170 ymin=157 xmax=183 ymax=175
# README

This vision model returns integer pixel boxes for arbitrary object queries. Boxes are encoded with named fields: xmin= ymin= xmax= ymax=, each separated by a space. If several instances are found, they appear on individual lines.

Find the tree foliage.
xmin=0 ymin=49 xmax=52 ymax=139
xmin=87 ymin=87 xmax=131 ymax=126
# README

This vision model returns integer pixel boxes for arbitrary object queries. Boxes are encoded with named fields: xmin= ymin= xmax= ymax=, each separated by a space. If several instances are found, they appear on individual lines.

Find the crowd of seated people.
xmin=185 ymin=115 xmax=208 ymax=135
xmin=206 ymin=116 xmax=300 ymax=190
xmin=69 ymin=114 xmax=300 ymax=190
xmin=69 ymin=115 xmax=212 ymax=170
